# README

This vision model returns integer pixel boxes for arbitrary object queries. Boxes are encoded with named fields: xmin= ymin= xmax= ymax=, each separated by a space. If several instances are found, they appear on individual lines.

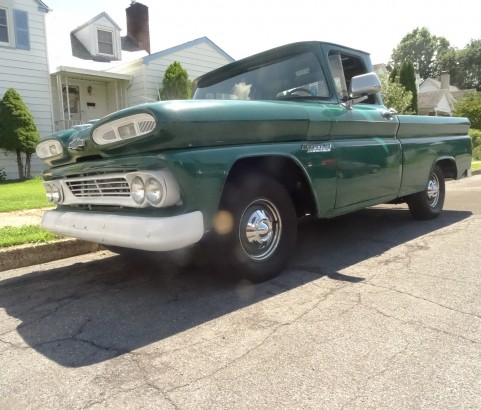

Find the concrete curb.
xmin=0 ymin=239 xmax=101 ymax=272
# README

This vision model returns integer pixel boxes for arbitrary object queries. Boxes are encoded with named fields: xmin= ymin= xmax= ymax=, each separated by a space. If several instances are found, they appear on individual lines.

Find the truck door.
xmin=327 ymin=50 xmax=402 ymax=209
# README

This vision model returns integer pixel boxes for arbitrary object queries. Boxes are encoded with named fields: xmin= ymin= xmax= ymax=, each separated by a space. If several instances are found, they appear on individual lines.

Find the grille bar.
xmin=66 ymin=177 xmax=130 ymax=198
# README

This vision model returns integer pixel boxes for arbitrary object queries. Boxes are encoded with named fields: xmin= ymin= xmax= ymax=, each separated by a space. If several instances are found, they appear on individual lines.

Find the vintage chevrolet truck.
xmin=36 ymin=41 xmax=472 ymax=282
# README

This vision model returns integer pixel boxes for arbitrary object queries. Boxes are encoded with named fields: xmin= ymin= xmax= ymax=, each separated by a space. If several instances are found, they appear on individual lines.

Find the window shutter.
xmin=14 ymin=9 xmax=29 ymax=50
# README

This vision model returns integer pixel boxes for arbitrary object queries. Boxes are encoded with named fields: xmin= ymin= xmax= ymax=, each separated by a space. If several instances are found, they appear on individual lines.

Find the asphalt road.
xmin=1 ymin=176 xmax=480 ymax=409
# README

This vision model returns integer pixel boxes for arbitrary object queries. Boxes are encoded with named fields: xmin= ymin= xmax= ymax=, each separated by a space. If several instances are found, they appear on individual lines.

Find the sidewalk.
xmin=0 ymin=208 xmax=46 ymax=228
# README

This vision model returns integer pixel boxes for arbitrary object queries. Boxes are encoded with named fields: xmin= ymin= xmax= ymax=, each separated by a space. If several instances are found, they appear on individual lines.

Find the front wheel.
xmin=212 ymin=174 xmax=297 ymax=282
xmin=406 ymin=165 xmax=445 ymax=220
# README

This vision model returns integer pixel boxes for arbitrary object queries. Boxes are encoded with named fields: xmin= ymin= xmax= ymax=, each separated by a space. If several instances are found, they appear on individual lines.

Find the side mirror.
xmin=349 ymin=72 xmax=381 ymax=99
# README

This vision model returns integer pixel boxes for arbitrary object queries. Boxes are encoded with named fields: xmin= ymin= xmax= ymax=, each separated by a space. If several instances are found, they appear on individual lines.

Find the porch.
xmin=51 ymin=67 xmax=131 ymax=131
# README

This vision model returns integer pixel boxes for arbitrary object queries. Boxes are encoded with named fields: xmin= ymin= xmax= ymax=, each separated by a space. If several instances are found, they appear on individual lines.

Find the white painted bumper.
xmin=41 ymin=210 xmax=204 ymax=251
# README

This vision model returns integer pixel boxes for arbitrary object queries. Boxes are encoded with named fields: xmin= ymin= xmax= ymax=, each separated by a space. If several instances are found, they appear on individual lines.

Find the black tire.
xmin=212 ymin=174 xmax=297 ymax=282
xmin=406 ymin=165 xmax=445 ymax=220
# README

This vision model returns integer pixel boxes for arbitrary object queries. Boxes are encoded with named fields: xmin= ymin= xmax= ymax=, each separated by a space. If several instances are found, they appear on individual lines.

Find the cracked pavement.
xmin=0 ymin=176 xmax=480 ymax=409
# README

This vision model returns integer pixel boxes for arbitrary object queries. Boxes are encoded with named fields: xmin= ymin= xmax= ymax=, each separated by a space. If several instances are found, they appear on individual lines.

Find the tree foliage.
xmin=453 ymin=91 xmax=481 ymax=129
xmin=453 ymin=92 xmax=481 ymax=160
xmin=391 ymin=27 xmax=451 ymax=79
xmin=0 ymin=88 xmax=40 ymax=179
xmin=399 ymin=60 xmax=418 ymax=114
xmin=439 ymin=39 xmax=481 ymax=91
xmin=159 ymin=61 xmax=192 ymax=100
xmin=380 ymin=75 xmax=414 ymax=115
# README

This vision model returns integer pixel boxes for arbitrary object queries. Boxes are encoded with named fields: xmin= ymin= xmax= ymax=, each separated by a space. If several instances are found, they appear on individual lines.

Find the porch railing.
xmin=55 ymin=119 xmax=83 ymax=132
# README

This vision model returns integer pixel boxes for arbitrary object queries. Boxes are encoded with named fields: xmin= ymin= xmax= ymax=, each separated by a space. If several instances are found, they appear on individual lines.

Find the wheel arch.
xmin=435 ymin=157 xmax=457 ymax=180
xmin=224 ymin=155 xmax=317 ymax=218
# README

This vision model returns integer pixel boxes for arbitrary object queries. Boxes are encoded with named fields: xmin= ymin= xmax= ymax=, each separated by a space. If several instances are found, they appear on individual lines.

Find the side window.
xmin=328 ymin=51 xmax=375 ymax=104
xmin=0 ymin=8 xmax=10 ymax=44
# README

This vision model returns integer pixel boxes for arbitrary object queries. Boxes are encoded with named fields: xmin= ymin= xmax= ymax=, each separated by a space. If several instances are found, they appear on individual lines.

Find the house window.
xmin=0 ymin=7 xmax=30 ymax=49
xmin=97 ymin=29 xmax=113 ymax=55
xmin=0 ymin=8 xmax=9 ymax=44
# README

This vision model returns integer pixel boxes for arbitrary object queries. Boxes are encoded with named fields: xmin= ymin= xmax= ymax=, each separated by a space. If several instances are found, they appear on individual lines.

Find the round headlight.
xmin=45 ymin=183 xmax=53 ymax=202
xmin=51 ymin=184 xmax=63 ymax=203
xmin=145 ymin=178 xmax=164 ymax=206
xmin=131 ymin=176 xmax=145 ymax=204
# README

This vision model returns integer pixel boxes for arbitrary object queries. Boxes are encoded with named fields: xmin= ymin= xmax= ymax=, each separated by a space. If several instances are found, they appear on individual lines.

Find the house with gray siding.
xmin=0 ymin=0 xmax=51 ymax=179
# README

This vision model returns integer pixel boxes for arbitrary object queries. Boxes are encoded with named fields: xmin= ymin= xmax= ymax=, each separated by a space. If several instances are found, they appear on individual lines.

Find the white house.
xmin=418 ymin=73 xmax=472 ymax=116
xmin=48 ymin=2 xmax=235 ymax=130
xmin=111 ymin=37 xmax=235 ymax=107
xmin=0 ymin=0 xmax=52 ymax=179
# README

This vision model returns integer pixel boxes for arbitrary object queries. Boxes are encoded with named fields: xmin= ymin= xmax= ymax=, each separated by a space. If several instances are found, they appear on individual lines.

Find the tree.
xmin=391 ymin=27 xmax=451 ymax=79
xmin=159 ymin=61 xmax=192 ymax=100
xmin=0 ymin=88 xmax=40 ymax=179
xmin=389 ymin=66 xmax=399 ymax=83
xmin=453 ymin=91 xmax=481 ymax=129
xmin=380 ymin=75 xmax=414 ymax=114
xmin=441 ymin=39 xmax=481 ymax=91
xmin=399 ymin=60 xmax=418 ymax=114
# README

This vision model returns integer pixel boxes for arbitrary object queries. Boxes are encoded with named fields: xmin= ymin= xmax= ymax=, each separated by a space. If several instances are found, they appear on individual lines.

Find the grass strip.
xmin=0 ymin=225 xmax=60 ymax=248
xmin=0 ymin=179 xmax=53 ymax=212
xmin=471 ymin=161 xmax=481 ymax=171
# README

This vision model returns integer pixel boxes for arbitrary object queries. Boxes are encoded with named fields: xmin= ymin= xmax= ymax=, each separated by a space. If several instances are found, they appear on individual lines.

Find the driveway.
xmin=0 ymin=176 xmax=480 ymax=409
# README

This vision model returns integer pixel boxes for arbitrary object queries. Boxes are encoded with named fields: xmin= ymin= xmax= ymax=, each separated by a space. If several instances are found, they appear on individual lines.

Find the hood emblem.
xmin=69 ymin=137 xmax=87 ymax=150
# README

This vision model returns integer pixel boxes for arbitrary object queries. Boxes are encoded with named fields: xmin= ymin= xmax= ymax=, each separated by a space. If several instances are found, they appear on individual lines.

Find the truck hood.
xmin=38 ymin=100 xmax=311 ymax=168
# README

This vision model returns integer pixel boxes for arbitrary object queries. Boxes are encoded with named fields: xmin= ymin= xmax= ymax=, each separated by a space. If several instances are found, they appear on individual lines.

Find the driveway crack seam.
xmin=363 ymin=282 xmax=481 ymax=320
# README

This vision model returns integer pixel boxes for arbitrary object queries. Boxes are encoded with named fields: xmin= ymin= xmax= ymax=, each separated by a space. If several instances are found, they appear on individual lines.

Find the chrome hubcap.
xmin=239 ymin=199 xmax=281 ymax=261
xmin=427 ymin=172 xmax=440 ymax=207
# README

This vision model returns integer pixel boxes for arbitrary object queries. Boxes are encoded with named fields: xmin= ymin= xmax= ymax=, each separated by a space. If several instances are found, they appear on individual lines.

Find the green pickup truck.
xmin=36 ymin=41 xmax=472 ymax=282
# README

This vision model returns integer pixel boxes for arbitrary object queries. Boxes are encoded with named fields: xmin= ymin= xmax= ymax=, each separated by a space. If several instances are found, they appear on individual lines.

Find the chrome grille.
xmin=66 ymin=176 xmax=130 ymax=198
xmin=138 ymin=120 xmax=156 ymax=134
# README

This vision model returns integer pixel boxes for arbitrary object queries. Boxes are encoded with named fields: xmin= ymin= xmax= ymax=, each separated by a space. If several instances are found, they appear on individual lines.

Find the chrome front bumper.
xmin=42 ymin=210 xmax=204 ymax=251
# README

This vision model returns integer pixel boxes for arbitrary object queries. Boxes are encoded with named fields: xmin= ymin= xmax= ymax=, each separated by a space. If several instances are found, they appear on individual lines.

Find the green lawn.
xmin=0 ymin=179 xmax=58 ymax=247
xmin=0 ymin=179 xmax=53 ymax=212
xmin=0 ymin=225 xmax=60 ymax=248
xmin=472 ymin=161 xmax=481 ymax=171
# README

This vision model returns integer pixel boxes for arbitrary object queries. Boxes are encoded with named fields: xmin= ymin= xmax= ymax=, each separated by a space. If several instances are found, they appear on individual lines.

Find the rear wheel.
xmin=212 ymin=174 xmax=297 ymax=282
xmin=407 ymin=165 xmax=445 ymax=220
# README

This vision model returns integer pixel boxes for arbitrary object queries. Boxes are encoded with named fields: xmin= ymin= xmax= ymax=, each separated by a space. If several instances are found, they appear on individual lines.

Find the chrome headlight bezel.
xmin=131 ymin=176 xmax=146 ymax=205
xmin=145 ymin=177 xmax=164 ymax=206
xmin=92 ymin=113 xmax=157 ymax=146
xmin=36 ymin=139 xmax=63 ymax=159
xmin=43 ymin=181 xmax=64 ymax=204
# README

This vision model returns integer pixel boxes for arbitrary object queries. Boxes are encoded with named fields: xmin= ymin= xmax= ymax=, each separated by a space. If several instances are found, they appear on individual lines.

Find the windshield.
xmin=194 ymin=52 xmax=330 ymax=101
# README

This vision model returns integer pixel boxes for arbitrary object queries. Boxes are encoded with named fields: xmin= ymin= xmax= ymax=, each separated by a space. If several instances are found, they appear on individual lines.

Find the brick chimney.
xmin=126 ymin=1 xmax=150 ymax=54
xmin=440 ymin=72 xmax=450 ymax=90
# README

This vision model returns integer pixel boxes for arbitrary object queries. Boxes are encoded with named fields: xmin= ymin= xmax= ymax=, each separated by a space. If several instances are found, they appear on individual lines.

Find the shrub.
xmin=469 ymin=129 xmax=481 ymax=160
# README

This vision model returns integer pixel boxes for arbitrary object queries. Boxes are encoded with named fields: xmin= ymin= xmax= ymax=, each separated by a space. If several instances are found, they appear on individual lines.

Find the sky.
xmin=44 ymin=0 xmax=480 ymax=65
